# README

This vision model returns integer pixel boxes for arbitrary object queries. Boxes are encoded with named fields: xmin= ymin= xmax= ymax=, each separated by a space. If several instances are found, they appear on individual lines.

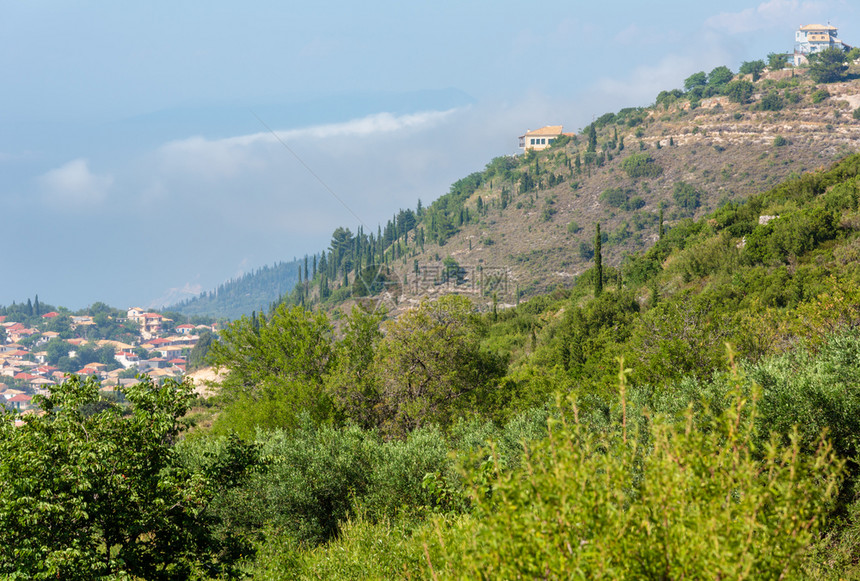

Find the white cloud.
xmin=705 ymin=0 xmax=825 ymax=34
xmin=37 ymin=158 xmax=113 ymax=207
xmin=155 ymin=109 xmax=459 ymax=181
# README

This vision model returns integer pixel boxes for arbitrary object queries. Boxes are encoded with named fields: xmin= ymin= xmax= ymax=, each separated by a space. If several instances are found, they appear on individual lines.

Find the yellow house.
xmin=518 ymin=125 xmax=572 ymax=151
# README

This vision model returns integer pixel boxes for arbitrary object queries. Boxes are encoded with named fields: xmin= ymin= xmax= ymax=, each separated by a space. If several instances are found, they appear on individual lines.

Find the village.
xmin=0 ymin=306 xmax=215 ymax=414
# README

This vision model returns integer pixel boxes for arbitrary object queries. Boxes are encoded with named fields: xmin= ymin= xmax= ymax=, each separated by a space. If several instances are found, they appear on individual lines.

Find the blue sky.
xmin=1 ymin=0 xmax=856 ymax=309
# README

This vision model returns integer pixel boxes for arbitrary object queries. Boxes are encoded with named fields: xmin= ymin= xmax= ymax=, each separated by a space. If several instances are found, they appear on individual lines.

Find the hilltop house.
xmin=518 ymin=125 xmax=573 ymax=152
xmin=794 ymin=24 xmax=852 ymax=65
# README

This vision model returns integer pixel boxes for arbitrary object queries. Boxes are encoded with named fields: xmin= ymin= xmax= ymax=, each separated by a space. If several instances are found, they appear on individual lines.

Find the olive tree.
xmin=0 ymin=376 xmax=257 ymax=579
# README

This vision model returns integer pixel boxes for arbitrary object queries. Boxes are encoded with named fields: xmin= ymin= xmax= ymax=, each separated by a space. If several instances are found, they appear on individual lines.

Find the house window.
xmin=531 ymin=138 xmax=536 ymax=145
xmin=541 ymin=138 xmax=546 ymax=144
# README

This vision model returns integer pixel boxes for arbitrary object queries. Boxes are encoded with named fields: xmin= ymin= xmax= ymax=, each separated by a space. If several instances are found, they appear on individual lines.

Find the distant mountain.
xmin=168 ymin=260 xmax=306 ymax=320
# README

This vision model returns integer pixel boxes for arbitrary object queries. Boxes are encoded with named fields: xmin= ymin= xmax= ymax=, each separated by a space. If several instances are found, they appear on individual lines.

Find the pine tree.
xmin=594 ymin=223 xmax=603 ymax=297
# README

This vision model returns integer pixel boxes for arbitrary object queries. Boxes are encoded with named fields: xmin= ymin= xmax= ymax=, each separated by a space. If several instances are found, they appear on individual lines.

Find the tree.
xmin=375 ymin=295 xmax=506 ymax=437
xmin=324 ymin=307 xmax=384 ymax=429
xmin=659 ymin=206 xmax=665 ymax=240
xmin=210 ymin=304 xmax=333 ymax=399
xmin=725 ymin=79 xmax=755 ymax=103
xmin=739 ymin=59 xmax=765 ymax=81
xmin=187 ymin=329 xmax=213 ymax=371
xmin=809 ymin=47 xmax=849 ymax=83
xmin=586 ymin=123 xmax=597 ymax=153
xmin=594 ymin=223 xmax=603 ymax=297
xmin=684 ymin=71 xmax=707 ymax=92
xmin=0 ymin=376 xmax=259 ymax=579
xmin=672 ymin=181 xmax=701 ymax=214
xmin=707 ymin=65 xmax=734 ymax=91
xmin=768 ymin=52 xmax=789 ymax=70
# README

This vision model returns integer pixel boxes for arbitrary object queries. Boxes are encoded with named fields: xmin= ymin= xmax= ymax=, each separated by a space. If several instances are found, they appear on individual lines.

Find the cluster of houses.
xmin=0 ymin=307 xmax=215 ymax=415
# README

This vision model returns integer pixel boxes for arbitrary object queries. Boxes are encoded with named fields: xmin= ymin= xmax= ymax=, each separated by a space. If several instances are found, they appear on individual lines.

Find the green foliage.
xmin=566 ymin=220 xmax=582 ymax=234
xmin=756 ymin=91 xmax=785 ymax=111
xmin=812 ymin=88 xmax=831 ymax=104
xmin=621 ymin=153 xmax=662 ymax=178
xmin=739 ymin=59 xmax=765 ymax=81
xmin=725 ymin=79 xmax=754 ymax=103
xmin=425 ymin=371 xmax=842 ymax=579
xmin=600 ymin=187 xmax=629 ymax=208
xmin=0 ymin=376 xmax=254 ymax=579
xmin=594 ymin=223 xmax=603 ymax=296
xmin=324 ymin=307 xmax=384 ymax=430
xmin=773 ymin=135 xmax=788 ymax=147
xmin=854 ymin=107 xmax=860 ymax=121
xmin=768 ymin=52 xmax=789 ymax=70
xmin=209 ymin=304 xmax=333 ymax=399
xmin=375 ymin=295 xmax=507 ymax=437
xmin=187 ymin=328 xmax=213 ymax=371
xmin=208 ymin=304 xmax=336 ymax=433
xmin=809 ymin=47 xmax=849 ymax=84
xmin=743 ymin=207 xmax=838 ymax=265
xmin=684 ymin=71 xmax=707 ymax=92
xmin=672 ymin=181 xmax=701 ymax=214
xmin=708 ymin=65 xmax=734 ymax=90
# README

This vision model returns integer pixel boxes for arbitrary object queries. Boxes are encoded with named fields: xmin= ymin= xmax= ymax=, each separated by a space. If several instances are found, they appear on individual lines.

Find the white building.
xmin=794 ymin=24 xmax=852 ymax=66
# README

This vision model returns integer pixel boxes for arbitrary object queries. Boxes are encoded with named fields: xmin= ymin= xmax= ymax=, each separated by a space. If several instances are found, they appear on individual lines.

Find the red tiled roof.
xmin=41 ymin=312 xmax=60 ymax=318
xmin=7 ymin=394 xmax=32 ymax=402
xmin=13 ymin=372 xmax=37 ymax=380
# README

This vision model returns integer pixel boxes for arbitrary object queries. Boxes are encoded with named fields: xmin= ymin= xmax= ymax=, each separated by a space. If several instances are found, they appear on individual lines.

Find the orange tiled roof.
xmin=524 ymin=125 xmax=564 ymax=137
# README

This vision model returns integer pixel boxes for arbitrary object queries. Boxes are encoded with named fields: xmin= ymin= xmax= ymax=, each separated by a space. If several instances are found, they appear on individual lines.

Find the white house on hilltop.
xmin=794 ymin=23 xmax=852 ymax=66
xmin=518 ymin=125 xmax=574 ymax=152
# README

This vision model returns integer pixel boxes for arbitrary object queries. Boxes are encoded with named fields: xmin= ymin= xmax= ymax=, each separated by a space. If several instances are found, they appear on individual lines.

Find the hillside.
xmin=384 ymin=70 xmax=860 ymax=309
xmin=178 ymin=62 xmax=860 ymax=320
xmin=195 ymin=150 xmax=860 ymax=577
xmin=169 ymin=259 xmax=306 ymax=319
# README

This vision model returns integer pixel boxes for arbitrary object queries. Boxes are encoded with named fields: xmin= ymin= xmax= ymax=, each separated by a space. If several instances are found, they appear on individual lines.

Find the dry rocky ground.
xmin=363 ymin=72 xmax=860 ymax=314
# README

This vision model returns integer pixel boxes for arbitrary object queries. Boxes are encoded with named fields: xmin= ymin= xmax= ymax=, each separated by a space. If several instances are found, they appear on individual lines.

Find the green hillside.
xmin=269 ymin=59 xmax=860 ymax=316
xmin=169 ymin=259 xmax=307 ymax=319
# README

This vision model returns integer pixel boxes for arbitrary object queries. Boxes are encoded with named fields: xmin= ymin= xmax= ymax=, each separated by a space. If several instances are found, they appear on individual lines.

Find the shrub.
xmin=672 ymin=181 xmax=701 ymax=214
xmin=854 ymin=108 xmax=860 ymax=121
xmin=756 ymin=91 xmax=785 ymax=111
xmin=621 ymin=153 xmax=663 ymax=179
xmin=600 ymin=187 xmax=629 ymax=208
xmin=567 ymin=221 xmax=582 ymax=234
xmin=773 ymin=135 xmax=788 ymax=147
xmin=811 ymin=88 xmax=830 ymax=104
xmin=423 ymin=371 xmax=843 ymax=580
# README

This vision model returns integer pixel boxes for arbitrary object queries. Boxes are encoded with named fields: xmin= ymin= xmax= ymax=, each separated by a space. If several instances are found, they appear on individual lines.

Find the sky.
xmin=1 ymin=0 xmax=857 ymax=310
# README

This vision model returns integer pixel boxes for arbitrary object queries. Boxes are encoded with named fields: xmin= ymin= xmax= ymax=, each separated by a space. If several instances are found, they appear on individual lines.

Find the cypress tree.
xmin=587 ymin=124 xmax=597 ymax=153
xmin=594 ymin=223 xmax=603 ymax=297
xmin=659 ymin=206 xmax=665 ymax=240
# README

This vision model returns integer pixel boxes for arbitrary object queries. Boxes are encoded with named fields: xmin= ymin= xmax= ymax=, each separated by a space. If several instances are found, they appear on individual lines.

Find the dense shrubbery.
xmin=11 ymin=153 xmax=860 ymax=578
